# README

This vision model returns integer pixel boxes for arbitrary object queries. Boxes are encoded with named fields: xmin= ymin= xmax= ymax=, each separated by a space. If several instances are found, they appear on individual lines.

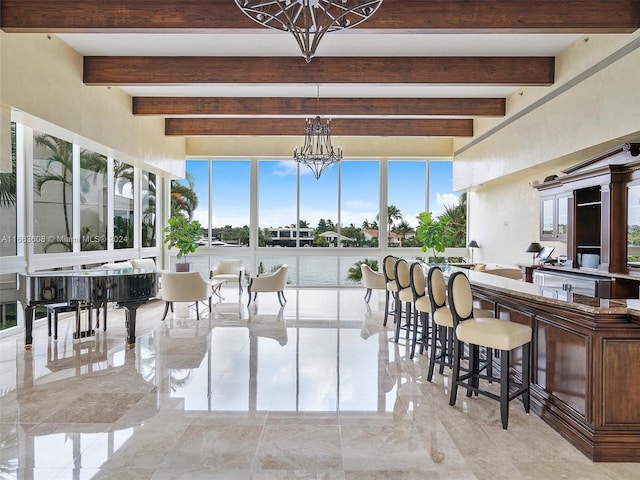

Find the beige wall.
xmin=458 ymin=32 xmax=640 ymax=265
xmin=0 ymin=32 xmax=185 ymax=177
xmin=186 ymin=136 xmax=453 ymax=159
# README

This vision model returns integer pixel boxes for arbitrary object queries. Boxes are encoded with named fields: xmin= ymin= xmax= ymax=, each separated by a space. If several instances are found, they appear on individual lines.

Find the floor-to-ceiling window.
xmin=79 ymin=148 xmax=108 ymax=251
xmin=141 ymin=170 xmax=157 ymax=248
xmin=387 ymin=161 xmax=427 ymax=248
xmin=32 ymin=132 xmax=74 ymax=254
xmin=212 ymin=160 xmax=250 ymax=246
xmin=182 ymin=158 xmax=457 ymax=287
xmin=113 ymin=160 xmax=134 ymax=249
xmin=0 ymin=123 xmax=18 ymax=330
xmin=0 ymin=119 xmax=164 ymax=336
xmin=258 ymin=160 xmax=298 ymax=247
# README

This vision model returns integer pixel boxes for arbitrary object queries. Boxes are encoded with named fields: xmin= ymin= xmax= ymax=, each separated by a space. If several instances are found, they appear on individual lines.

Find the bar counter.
xmin=453 ymin=267 xmax=640 ymax=462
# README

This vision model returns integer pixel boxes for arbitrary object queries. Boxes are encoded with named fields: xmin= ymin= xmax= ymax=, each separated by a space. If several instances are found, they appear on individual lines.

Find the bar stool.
xmin=409 ymin=262 xmax=430 ymax=359
xmin=393 ymin=258 xmax=413 ymax=343
xmin=447 ymin=271 xmax=532 ymax=429
xmin=426 ymin=266 xmax=495 ymax=382
xmin=382 ymin=255 xmax=398 ymax=327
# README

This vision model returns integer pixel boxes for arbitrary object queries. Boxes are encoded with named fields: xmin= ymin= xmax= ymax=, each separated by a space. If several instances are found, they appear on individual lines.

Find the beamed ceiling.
xmin=2 ymin=0 xmax=639 ymax=138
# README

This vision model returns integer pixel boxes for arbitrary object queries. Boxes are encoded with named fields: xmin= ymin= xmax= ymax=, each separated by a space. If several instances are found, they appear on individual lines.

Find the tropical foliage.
xmin=0 ymin=122 xmax=17 ymax=208
xmin=163 ymin=215 xmax=202 ymax=261
xmin=346 ymin=258 xmax=379 ymax=283
xmin=171 ymin=171 xmax=199 ymax=220
xmin=416 ymin=211 xmax=449 ymax=261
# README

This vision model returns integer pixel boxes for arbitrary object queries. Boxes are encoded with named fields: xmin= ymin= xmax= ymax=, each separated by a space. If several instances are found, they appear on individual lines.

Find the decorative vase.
xmin=175 ymin=262 xmax=191 ymax=272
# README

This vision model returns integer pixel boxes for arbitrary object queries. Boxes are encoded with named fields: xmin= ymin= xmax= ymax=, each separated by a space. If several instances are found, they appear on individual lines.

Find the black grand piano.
xmin=17 ymin=268 xmax=159 ymax=350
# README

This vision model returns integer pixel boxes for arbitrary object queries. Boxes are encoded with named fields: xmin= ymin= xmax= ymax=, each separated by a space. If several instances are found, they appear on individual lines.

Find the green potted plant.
xmin=163 ymin=215 xmax=202 ymax=271
xmin=415 ymin=211 xmax=449 ymax=263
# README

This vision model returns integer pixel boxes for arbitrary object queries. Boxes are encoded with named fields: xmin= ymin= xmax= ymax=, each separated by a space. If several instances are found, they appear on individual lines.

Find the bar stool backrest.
xmin=383 ymin=255 xmax=397 ymax=283
xmin=447 ymin=271 xmax=475 ymax=328
xmin=427 ymin=266 xmax=446 ymax=312
xmin=394 ymin=258 xmax=411 ymax=291
xmin=409 ymin=262 xmax=426 ymax=301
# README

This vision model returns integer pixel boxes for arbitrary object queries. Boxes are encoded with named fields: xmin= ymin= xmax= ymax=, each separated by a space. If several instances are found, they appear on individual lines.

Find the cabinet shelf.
xmin=577 ymin=245 xmax=602 ymax=249
xmin=577 ymin=201 xmax=602 ymax=207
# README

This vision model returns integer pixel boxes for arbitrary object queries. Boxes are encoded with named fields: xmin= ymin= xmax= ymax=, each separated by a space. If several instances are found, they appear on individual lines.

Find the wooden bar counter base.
xmin=460 ymin=268 xmax=640 ymax=462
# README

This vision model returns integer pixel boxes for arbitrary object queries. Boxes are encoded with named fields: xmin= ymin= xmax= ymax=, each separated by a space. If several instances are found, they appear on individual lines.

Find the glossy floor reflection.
xmin=1 ymin=287 xmax=638 ymax=479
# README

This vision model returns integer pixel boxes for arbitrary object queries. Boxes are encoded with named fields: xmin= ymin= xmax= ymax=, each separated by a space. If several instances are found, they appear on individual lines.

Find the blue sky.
xmin=184 ymin=159 xmax=457 ymax=230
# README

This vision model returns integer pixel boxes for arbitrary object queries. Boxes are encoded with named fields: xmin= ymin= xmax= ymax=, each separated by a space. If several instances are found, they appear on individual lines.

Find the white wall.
xmin=0 ymin=32 xmax=185 ymax=177
xmin=457 ymin=32 xmax=640 ymax=265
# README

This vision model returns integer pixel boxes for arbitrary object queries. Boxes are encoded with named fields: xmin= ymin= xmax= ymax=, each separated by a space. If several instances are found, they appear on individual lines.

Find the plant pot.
xmin=175 ymin=262 xmax=191 ymax=272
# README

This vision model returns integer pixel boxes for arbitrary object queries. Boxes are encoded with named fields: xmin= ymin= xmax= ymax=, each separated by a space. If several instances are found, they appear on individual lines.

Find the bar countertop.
xmin=450 ymin=266 xmax=640 ymax=318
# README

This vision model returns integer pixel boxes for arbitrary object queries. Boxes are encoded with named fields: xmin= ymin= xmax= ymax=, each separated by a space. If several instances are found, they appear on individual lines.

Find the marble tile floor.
xmin=1 ymin=287 xmax=638 ymax=480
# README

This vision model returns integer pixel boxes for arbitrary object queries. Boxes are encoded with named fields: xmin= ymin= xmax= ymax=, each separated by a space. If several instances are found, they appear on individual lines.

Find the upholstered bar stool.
xmin=382 ymin=255 xmax=398 ymax=327
xmin=447 ymin=271 xmax=532 ymax=429
xmin=394 ymin=258 xmax=413 ymax=343
xmin=409 ymin=262 xmax=431 ymax=359
xmin=426 ymin=266 xmax=495 ymax=382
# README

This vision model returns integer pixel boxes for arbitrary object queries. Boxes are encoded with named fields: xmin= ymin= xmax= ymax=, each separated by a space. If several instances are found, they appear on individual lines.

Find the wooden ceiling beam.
xmin=85 ymin=56 xmax=554 ymax=86
xmin=2 ymin=0 xmax=638 ymax=32
xmin=164 ymin=118 xmax=473 ymax=137
xmin=133 ymin=97 xmax=506 ymax=117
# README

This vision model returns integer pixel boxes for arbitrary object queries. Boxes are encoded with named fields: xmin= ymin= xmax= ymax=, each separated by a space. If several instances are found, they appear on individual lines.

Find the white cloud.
xmin=434 ymin=193 xmax=460 ymax=215
xmin=271 ymin=161 xmax=297 ymax=177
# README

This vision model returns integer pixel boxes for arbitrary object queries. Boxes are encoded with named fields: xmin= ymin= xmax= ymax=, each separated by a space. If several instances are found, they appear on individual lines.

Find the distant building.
xmin=319 ymin=230 xmax=354 ymax=246
xmin=267 ymin=227 xmax=314 ymax=247
xmin=362 ymin=229 xmax=402 ymax=246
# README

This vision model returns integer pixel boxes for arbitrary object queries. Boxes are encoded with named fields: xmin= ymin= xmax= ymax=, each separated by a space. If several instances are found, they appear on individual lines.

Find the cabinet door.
xmin=556 ymin=194 xmax=569 ymax=241
xmin=541 ymin=197 xmax=556 ymax=240
xmin=540 ymin=194 xmax=569 ymax=241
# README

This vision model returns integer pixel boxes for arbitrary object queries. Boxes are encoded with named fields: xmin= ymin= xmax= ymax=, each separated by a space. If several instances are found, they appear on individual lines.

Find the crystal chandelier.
xmin=234 ymin=0 xmax=384 ymax=62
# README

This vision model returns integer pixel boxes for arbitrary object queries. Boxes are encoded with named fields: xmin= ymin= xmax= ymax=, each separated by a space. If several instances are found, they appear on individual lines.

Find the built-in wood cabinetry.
xmin=465 ymin=269 xmax=640 ymax=461
xmin=535 ymin=144 xmax=640 ymax=285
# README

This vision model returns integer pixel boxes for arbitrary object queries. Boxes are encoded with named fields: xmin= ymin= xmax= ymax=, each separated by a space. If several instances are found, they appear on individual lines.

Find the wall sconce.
xmin=525 ymin=242 xmax=542 ymax=264
xmin=467 ymin=240 xmax=479 ymax=264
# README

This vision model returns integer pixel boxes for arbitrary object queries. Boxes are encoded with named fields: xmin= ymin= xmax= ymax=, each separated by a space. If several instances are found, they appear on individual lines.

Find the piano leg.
xmin=122 ymin=302 xmax=144 ymax=348
xmin=24 ymin=306 xmax=34 ymax=350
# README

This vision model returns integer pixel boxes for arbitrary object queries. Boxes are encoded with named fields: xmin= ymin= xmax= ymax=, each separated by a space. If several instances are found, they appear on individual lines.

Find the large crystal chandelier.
xmin=234 ymin=0 xmax=384 ymax=62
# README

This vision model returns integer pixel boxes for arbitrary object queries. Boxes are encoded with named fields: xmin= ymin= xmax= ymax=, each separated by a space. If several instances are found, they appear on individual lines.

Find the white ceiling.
xmin=58 ymin=32 xmax=581 ymax=99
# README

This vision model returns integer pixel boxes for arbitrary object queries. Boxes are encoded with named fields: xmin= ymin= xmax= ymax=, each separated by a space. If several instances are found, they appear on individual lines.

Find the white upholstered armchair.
xmin=360 ymin=263 xmax=386 ymax=303
xmin=247 ymin=265 xmax=288 ymax=307
xmin=161 ymin=272 xmax=212 ymax=321
xmin=210 ymin=259 xmax=244 ymax=295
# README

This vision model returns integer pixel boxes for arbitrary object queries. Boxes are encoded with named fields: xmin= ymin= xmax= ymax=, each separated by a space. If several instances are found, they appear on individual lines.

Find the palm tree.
xmin=377 ymin=205 xmax=403 ymax=235
xmin=393 ymin=220 xmax=412 ymax=247
xmin=171 ymin=171 xmax=199 ymax=220
xmin=347 ymin=258 xmax=379 ymax=283
xmin=33 ymin=134 xmax=74 ymax=245
xmin=141 ymin=172 xmax=157 ymax=247
xmin=0 ymin=123 xmax=17 ymax=208
xmin=440 ymin=193 xmax=467 ymax=247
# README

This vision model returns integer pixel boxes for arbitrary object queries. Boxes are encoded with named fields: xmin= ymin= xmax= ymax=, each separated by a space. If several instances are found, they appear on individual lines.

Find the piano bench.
xmin=46 ymin=302 xmax=105 ymax=340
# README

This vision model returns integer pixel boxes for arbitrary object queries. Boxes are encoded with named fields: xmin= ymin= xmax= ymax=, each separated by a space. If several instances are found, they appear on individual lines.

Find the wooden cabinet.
xmin=535 ymin=143 xmax=640 ymax=276
xmin=468 ymin=271 xmax=640 ymax=462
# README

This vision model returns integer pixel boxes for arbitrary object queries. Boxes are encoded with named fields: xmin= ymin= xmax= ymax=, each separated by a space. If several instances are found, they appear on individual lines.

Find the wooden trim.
xmin=164 ymin=117 xmax=473 ymax=137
